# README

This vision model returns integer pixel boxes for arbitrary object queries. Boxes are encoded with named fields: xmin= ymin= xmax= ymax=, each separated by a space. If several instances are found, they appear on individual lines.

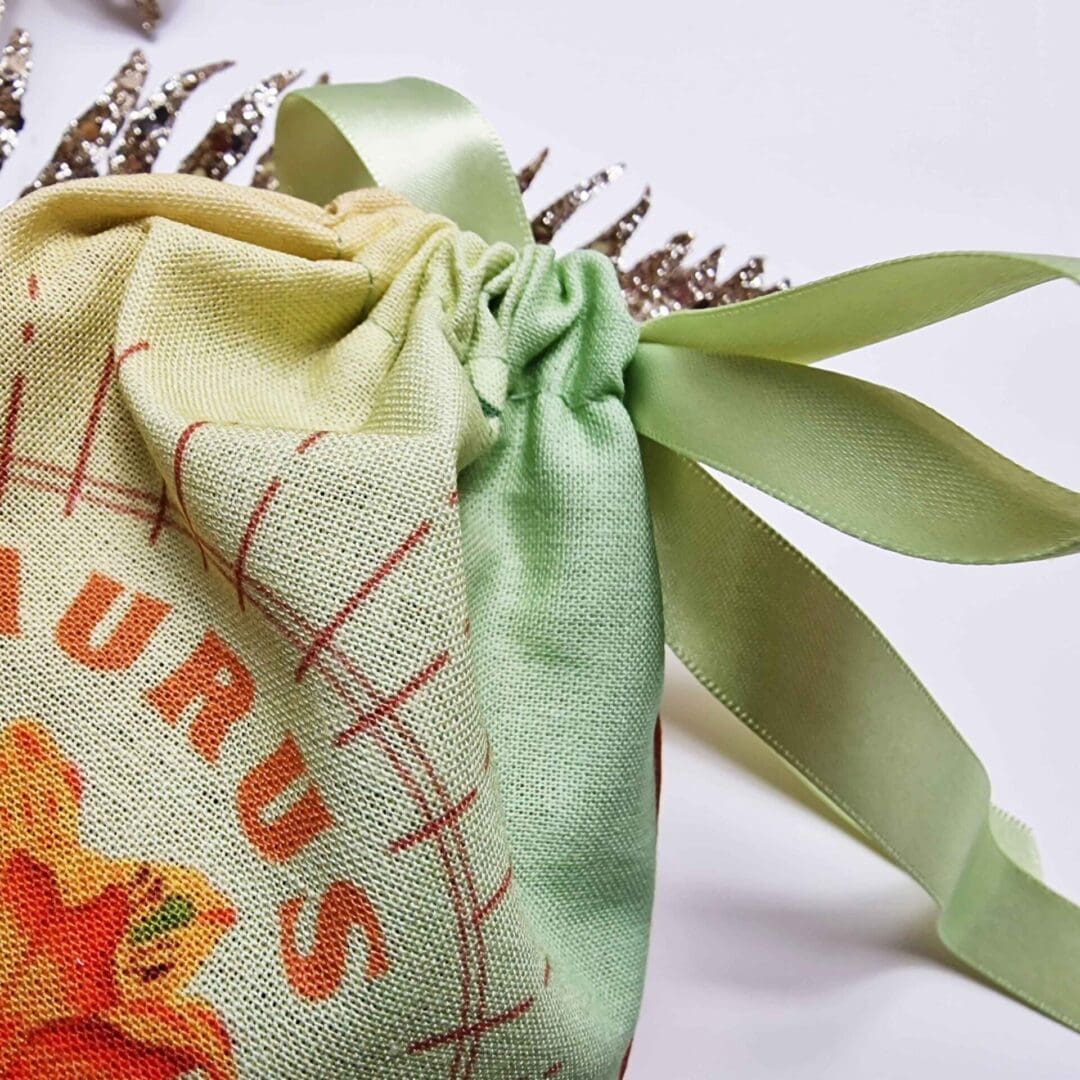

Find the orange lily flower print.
xmin=0 ymin=720 xmax=237 ymax=1079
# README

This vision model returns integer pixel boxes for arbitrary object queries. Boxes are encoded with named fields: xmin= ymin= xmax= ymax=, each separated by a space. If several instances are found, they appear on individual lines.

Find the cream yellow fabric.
xmin=0 ymin=176 xmax=660 ymax=1078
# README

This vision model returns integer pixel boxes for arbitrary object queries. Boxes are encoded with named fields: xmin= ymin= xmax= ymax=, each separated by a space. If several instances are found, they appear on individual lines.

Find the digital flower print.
xmin=0 ymin=720 xmax=236 ymax=1079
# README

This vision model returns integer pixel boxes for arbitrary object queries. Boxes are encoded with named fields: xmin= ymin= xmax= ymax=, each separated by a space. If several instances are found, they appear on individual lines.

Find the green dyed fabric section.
xmin=460 ymin=246 xmax=663 ymax=1069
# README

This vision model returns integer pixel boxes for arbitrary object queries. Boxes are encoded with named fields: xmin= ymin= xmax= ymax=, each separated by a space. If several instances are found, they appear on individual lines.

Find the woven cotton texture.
xmin=0 ymin=175 xmax=662 ymax=1079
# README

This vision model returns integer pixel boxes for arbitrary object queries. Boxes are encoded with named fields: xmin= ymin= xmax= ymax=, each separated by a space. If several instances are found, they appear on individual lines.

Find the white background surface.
xmin=7 ymin=1 xmax=1080 ymax=1076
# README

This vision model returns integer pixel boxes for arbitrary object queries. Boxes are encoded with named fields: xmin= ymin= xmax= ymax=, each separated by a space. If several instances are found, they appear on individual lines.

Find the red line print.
xmin=295 ymin=430 xmax=328 ymax=455
xmin=389 ymin=787 xmax=478 ymax=855
xmin=0 ymin=374 xmax=25 ymax=505
xmin=334 ymin=650 xmax=449 ymax=746
xmin=152 ymin=503 xmax=477 ymax=1063
xmin=366 ymin=721 xmax=475 ymax=1080
xmin=173 ymin=420 xmax=209 ymax=569
xmin=448 ymin=489 xmax=459 ymax=507
xmin=234 ymin=477 xmax=282 ymax=610
xmin=64 ymin=341 xmax=149 ymax=516
xmin=407 ymin=996 xmax=535 ymax=1056
xmin=473 ymin=867 xmax=512 ymax=925
xmin=115 ymin=341 xmax=152 ymax=368
xmin=21 ymin=274 xmax=38 ymax=345
xmin=296 ymin=519 xmax=432 ymax=682
xmin=149 ymin=481 xmax=169 ymax=545
xmin=17 ymin=455 xmax=158 ymax=506
xmin=544 ymin=1065 xmax=564 ymax=1078
xmin=14 ymin=472 xmax=169 ymax=528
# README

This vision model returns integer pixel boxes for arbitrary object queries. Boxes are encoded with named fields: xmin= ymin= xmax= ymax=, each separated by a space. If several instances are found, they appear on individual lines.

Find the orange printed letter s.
xmin=279 ymin=881 xmax=389 ymax=1001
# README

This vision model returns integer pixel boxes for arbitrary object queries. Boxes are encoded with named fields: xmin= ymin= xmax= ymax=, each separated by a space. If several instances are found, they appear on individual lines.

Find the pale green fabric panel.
xmin=627 ymin=343 xmax=1080 ymax=562
xmin=639 ymin=251 xmax=1080 ymax=364
xmin=641 ymin=437 xmax=1080 ymax=1030
xmin=460 ymin=247 xmax=664 ymax=1077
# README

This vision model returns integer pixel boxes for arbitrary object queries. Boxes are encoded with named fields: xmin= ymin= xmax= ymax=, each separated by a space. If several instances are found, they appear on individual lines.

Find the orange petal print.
xmin=0 ymin=720 xmax=237 ymax=1079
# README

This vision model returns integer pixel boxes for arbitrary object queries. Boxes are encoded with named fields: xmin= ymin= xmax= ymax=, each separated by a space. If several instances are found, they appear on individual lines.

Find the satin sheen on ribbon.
xmin=276 ymin=80 xmax=1080 ymax=1035
xmin=275 ymin=79 xmax=532 ymax=248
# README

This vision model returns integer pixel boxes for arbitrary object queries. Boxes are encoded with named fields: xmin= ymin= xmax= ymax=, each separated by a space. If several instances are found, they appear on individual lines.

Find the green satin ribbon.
xmin=275 ymin=79 xmax=531 ymax=247
xmin=628 ymin=254 xmax=1080 ymax=563
xmin=277 ymin=81 xmax=1080 ymax=1034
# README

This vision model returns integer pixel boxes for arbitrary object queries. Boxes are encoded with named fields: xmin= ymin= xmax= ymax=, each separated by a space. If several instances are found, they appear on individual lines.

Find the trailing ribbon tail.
xmin=638 ymin=250 xmax=1080 ymax=364
xmin=632 ymin=253 xmax=1080 ymax=1032
xmin=627 ymin=341 xmax=1080 ymax=563
xmin=641 ymin=441 xmax=1080 ymax=1031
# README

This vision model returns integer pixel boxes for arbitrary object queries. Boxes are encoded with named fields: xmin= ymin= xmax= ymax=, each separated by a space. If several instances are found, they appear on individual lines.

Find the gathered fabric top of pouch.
xmin=5 ymin=174 xmax=639 ymax=474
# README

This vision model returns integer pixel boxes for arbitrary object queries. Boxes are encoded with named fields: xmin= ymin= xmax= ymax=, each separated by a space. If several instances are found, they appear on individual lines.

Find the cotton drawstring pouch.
xmin=3 ymin=77 xmax=1080 ymax=1078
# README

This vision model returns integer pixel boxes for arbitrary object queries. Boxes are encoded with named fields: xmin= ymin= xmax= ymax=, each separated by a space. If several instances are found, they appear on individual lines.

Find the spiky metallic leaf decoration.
xmin=0 ymin=27 xmax=30 ymax=169
xmin=110 ymin=59 xmax=233 ymax=174
xmin=530 ymin=162 xmax=624 ymax=245
xmin=517 ymin=154 xmax=788 ymax=318
xmin=516 ymin=147 xmax=549 ymax=195
xmin=23 ymin=49 xmax=148 ymax=195
xmin=135 ymin=0 xmax=162 ymax=34
xmin=178 ymin=69 xmax=301 ymax=180
xmin=0 ymin=2 xmax=786 ymax=320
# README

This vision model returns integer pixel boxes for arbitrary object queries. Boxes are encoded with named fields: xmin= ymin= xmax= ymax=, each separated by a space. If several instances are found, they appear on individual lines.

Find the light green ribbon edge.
xmin=277 ymin=81 xmax=1080 ymax=1033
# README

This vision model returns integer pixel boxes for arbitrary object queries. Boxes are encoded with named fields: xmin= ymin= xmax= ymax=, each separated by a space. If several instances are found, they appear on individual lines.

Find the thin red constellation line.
xmin=65 ymin=342 xmax=149 ymax=517
xmin=173 ymin=420 xmax=209 ymax=570
xmin=2 ymin=380 xmax=531 ymax=1078
xmin=220 ymin=438 xmax=495 ymax=1078
xmin=296 ymin=518 xmax=433 ymax=682
xmin=169 ymin=439 xmax=516 ymax=1078
xmin=390 ymin=787 xmax=479 ymax=854
xmin=234 ymin=476 xmax=282 ymax=612
xmin=407 ymin=995 xmax=536 ymax=1056
xmin=0 ymin=373 xmax=25 ymax=505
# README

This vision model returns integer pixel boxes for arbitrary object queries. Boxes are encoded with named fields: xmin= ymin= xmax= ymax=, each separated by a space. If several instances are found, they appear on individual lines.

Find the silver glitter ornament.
xmin=584 ymin=187 xmax=651 ymax=259
xmin=515 ymin=147 xmax=549 ymax=194
xmin=134 ymin=0 xmax=162 ymax=35
xmin=519 ymin=150 xmax=787 ymax=319
xmin=530 ymin=162 xmax=623 ymax=245
xmin=0 ymin=0 xmax=786 ymax=321
xmin=0 ymin=28 xmax=31 ymax=170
